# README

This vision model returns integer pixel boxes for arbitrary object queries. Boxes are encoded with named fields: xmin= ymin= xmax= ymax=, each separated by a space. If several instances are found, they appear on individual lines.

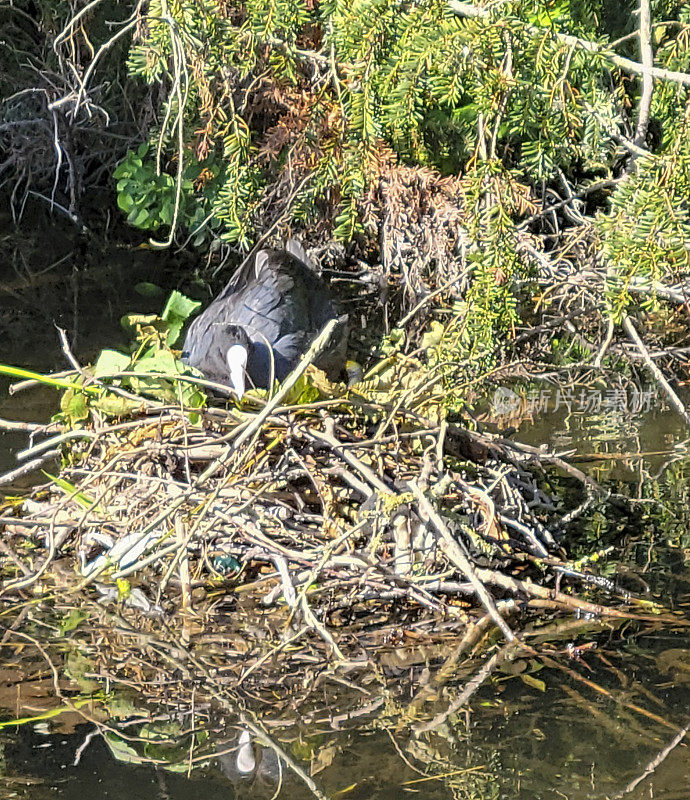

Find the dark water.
xmin=0 ymin=202 xmax=198 ymax=474
xmin=1 ymin=612 xmax=689 ymax=799
xmin=1 ymin=209 xmax=689 ymax=800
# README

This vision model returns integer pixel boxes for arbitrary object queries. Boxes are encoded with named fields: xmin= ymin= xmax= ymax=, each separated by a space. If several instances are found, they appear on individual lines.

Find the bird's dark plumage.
xmin=183 ymin=241 xmax=347 ymax=392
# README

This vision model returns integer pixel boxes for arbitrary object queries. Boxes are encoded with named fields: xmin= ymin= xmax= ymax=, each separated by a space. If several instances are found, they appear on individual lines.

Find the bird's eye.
xmin=181 ymin=350 xmax=190 ymax=358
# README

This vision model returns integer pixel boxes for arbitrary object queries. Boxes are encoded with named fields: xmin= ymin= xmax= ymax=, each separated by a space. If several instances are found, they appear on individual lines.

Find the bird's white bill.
xmin=226 ymin=344 xmax=248 ymax=399
xmin=236 ymin=730 xmax=255 ymax=773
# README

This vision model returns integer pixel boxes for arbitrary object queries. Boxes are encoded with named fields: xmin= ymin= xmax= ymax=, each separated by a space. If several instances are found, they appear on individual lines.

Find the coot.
xmin=183 ymin=240 xmax=347 ymax=397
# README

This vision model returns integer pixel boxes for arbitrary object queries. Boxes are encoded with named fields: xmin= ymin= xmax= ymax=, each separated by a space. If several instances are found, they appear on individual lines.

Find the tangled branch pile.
xmin=1 ymin=315 xmax=651 ymax=656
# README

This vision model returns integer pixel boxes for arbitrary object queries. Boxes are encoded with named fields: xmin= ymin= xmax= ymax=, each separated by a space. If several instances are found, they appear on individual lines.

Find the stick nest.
xmin=2 ymin=332 xmax=639 ymax=660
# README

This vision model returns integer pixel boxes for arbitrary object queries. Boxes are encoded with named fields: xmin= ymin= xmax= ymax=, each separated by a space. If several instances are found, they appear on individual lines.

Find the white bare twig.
xmin=622 ymin=315 xmax=690 ymax=427
xmin=448 ymin=1 xmax=690 ymax=87
xmin=633 ymin=0 xmax=654 ymax=149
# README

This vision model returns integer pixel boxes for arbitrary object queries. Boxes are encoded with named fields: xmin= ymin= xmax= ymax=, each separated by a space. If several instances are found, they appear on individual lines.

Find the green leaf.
xmin=94 ymin=394 xmax=142 ymax=418
xmin=192 ymin=230 xmax=208 ymax=248
xmin=65 ymin=651 xmax=100 ymax=691
xmin=161 ymin=291 xmax=201 ymax=346
xmin=520 ymin=674 xmax=546 ymax=692
xmin=130 ymin=208 xmax=150 ymax=227
xmin=134 ymin=282 xmax=164 ymax=298
xmin=283 ymin=374 xmax=321 ymax=405
xmin=162 ymin=291 xmax=201 ymax=321
xmin=60 ymin=388 xmax=90 ymax=423
xmin=59 ymin=609 xmax=88 ymax=635
xmin=104 ymin=732 xmax=145 ymax=765
xmin=134 ymin=350 xmax=178 ymax=374
xmin=117 ymin=193 xmax=134 ymax=213
xmin=420 ymin=321 xmax=445 ymax=350
xmin=93 ymin=349 xmax=131 ymax=378
xmin=159 ymin=203 xmax=173 ymax=225
xmin=179 ymin=383 xmax=206 ymax=409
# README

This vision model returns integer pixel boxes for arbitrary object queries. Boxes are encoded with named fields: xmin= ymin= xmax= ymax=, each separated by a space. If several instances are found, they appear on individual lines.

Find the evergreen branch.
xmin=447 ymin=0 xmax=690 ymax=87
xmin=584 ymin=104 xmax=651 ymax=158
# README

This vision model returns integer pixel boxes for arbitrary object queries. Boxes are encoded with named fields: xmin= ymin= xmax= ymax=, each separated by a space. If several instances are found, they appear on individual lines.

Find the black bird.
xmin=182 ymin=240 xmax=348 ymax=398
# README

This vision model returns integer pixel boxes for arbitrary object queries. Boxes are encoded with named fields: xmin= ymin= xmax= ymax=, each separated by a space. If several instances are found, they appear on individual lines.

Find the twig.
xmin=622 ymin=314 xmax=690 ymax=427
xmin=149 ymin=5 xmax=190 ymax=248
xmin=17 ymin=431 xmax=97 ymax=461
xmin=397 ymin=272 xmax=468 ymax=327
xmin=57 ymin=326 xmax=84 ymax=373
xmin=593 ymin=316 xmax=615 ymax=368
xmin=307 ymin=424 xmax=394 ymax=495
xmin=0 ymin=451 xmax=61 ymax=487
xmin=612 ymin=722 xmax=689 ymax=798
xmin=413 ymin=639 xmax=521 ymax=734
xmin=475 ymin=566 xmax=678 ymax=623
xmin=633 ymin=0 xmax=654 ymax=149
xmin=0 ymin=418 xmax=45 ymax=432
xmin=409 ymin=480 xmax=516 ymax=642
xmin=175 ymin=516 xmax=192 ymax=614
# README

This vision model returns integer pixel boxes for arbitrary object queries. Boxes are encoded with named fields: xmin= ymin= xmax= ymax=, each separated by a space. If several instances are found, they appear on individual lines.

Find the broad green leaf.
xmin=93 ymin=349 xmax=131 ymax=377
xmin=130 ymin=208 xmax=149 ymax=227
xmin=159 ymin=203 xmax=173 ymax=225
xmin=117 ymin=193 xmax=134 ymax=212
xmin=134 ymin=350 xmax=178 ymax=374
xmin=420 ymin=320 xmax=445 ymax=350
xmin=161 ymin=290 xmax=201 ymax=323
xmin=161 ymin=290 xmax=201 ymax=345
xmin=179 ymin=384 xmax=206 ymax=409
xmin=134 ymin=282 xmax=163 ymax=298
xmin=283 ymin=374 xmax=321 ymax=405
xmin=94 ymin=393 xmax=142 ymax=417
xmin=104 ymin=732 xmax=145 ymax=765
xmin=65 ymin=651 xmax=100 ymax=691
xmin=59 ymin=609 xmax=88 ymax=635
xmin=60 ymin=388 xmax=89 ymax=423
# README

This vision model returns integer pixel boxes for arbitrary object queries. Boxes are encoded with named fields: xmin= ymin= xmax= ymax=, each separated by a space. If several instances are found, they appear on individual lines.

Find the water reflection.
xmin=0 ymin=594 xmax=688 ymax=799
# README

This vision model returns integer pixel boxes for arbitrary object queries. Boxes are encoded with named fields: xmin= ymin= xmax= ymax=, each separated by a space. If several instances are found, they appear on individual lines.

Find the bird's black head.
xmin=181 ymin=324 xmax=252 ymax=361
xmin=223 ymin=324 xmax=253 ymax=400
xmin=223 ymin=324 xmax=252 ymax=351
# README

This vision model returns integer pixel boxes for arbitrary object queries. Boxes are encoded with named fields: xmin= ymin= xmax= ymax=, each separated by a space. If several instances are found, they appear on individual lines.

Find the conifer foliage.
xmin=109 ymin=2 xmax=690 ymax=319
xmin=5 ymin=0 xmax=690 ymax=361
xmin=104 ymin=3 xmax=682 ymax=225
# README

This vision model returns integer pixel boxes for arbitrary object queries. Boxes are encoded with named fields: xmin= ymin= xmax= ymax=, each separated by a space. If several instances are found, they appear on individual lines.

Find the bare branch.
xmin=633 ymin=0 xmax=654 ymax=148
xmin=448 ymin=0 xmax=690 ymax=87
